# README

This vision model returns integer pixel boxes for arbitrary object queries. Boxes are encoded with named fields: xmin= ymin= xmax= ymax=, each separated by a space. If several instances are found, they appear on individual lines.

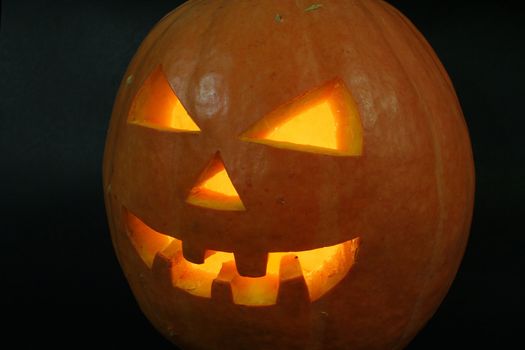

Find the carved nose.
xmin=186 ymin=151 xmax=245 ymax=211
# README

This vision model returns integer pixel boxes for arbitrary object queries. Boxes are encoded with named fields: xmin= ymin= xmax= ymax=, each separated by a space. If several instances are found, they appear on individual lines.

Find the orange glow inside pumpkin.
xmin=241 ymin=79 xmax=363 ymax=156
xmin=186 ymin=152 xmax=245 ymax=211
xmin=125 ymin=209 xmax=360 ymax=306
xmin=263 ymin=101 xmax=338 ymax=150
xmin=128 ymin=66 xmax=200 ymax=132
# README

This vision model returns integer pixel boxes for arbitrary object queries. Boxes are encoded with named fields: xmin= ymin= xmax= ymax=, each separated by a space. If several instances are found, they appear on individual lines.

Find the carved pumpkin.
xmin=103 ymin=0 xmax=474 ymax=349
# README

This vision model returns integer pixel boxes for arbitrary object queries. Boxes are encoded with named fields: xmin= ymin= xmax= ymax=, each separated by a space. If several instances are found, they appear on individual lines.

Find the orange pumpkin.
xmin=103 ymin=0 xmax=475 ymax=349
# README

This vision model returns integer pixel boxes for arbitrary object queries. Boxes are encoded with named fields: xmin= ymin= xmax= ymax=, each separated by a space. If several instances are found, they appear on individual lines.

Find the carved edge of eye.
xmin=240 ymin=79 xmax=363 ymax=156
xmin=127 ymin=65 xmax=201 ymax=133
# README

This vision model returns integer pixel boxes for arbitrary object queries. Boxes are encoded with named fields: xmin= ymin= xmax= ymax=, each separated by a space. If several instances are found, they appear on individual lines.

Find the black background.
xmin=1 ymin=0 xmax=524 ymax=348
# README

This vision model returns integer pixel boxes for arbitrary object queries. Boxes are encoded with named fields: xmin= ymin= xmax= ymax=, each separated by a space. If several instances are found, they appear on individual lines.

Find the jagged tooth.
xmin=160 ymin=239 xmax=182 ymax=259
xmin=151 ymin=240 xmax=184 ymax=285
xmin=182 ymin=240 xmax=206 ymax=264
xmin=277 ymin=254 xmax=310 ymax=313
xmin=151 ymin=251 xmax=174 ymax=285
xmin=233 ymin=250 xmax=268 ymax=277
xmin=211 ymin=260 xmax=237 ymax=303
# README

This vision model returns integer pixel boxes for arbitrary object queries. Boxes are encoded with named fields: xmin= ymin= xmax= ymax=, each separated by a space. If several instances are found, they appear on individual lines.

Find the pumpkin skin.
xmin=103 ymin=0 xmax=475 ymax=349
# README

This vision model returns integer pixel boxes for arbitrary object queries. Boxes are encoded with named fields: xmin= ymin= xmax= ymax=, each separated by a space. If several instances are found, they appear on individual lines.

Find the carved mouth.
xmin=125 ymin=209 xmax=360 ymax=306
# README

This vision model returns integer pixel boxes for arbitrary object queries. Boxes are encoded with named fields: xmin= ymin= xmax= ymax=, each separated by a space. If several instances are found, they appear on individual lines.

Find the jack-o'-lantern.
xmin=103 ymin=0 xmax=475 ymax=349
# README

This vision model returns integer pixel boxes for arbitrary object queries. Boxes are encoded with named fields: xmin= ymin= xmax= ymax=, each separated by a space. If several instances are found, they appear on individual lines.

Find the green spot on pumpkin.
xmin=126 ymin=75 xmax=134 ymax=85
xmin=275 ymin=14 xmax=283 ymax=23
xmin=305 ymin=4 xmax=323 ymax=12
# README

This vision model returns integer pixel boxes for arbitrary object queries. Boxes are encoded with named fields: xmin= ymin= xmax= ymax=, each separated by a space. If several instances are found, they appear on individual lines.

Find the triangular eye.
xmin=241 ymin=80 xmax=363 ymax=156
xmin=128 ymin=66 xmax=200 ymax=132
xmin=186 ymin=152 xmax=246 ymax=211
